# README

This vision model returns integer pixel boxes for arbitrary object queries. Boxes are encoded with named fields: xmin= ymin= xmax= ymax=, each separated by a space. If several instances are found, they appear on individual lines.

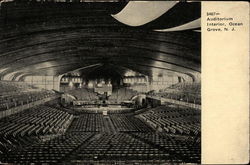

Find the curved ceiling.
xmin=0 ymin=1 xmax=201 ymax=81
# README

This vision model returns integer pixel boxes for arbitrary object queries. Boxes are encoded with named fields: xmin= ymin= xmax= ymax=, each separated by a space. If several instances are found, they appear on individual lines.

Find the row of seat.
xmin=1 ymin=132 xmax=95 ymax=164
xmin=71 ymin=133 xmax=177 ymax=162
xmin=161 ymin=93 xmax=201 ymax=105
xmin=0 ymin=135 xmax=42 ymax=154
xmin=66 ymin=112 xmax=153 ymax=133
xmin=110 ymin=114 xmax=152 ymax=132
xmin=1 ymin=132 xmax=201 ymax=163
xmin=137 ymin=106 xmax=201 ymax=135
xmin=67 ymin=114 xmax=106 ymax=132
xmin=148 ymin=82 xmax=201 ymax=105
xmin=0 ymin=105 xmax=73 ymax=154
xmin=0 ymin=91 xmax=56 ymax=111
xmin=0 ymin=80 xmax=36 ymax=95
xmin=167 ymin=82 xmax=201 ymax=92
xmin=130 ymin=133 xmax=201 ymax=163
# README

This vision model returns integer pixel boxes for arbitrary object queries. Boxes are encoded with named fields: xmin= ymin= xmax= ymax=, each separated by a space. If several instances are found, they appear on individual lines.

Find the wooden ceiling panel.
xmin=0 ymin=2 xmax=201 ymax=81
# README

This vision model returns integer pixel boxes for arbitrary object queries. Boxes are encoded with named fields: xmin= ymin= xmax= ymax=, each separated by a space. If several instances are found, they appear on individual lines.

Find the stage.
xmin=73 ymin=105 xmax=134 ymax=114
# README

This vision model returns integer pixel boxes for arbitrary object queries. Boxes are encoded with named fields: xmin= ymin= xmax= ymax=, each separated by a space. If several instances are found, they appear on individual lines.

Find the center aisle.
xmin=103 ymin=116 xmax=117 ymax=134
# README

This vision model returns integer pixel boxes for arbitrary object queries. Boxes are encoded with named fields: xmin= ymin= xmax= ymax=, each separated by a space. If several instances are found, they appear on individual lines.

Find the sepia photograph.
xmin=0 ymin=0 xmax=210 ymax=164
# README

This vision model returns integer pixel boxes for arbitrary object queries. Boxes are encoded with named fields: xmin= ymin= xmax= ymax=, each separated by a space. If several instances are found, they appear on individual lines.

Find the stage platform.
xmin=73 ymin=105 xmax=134 ymax=114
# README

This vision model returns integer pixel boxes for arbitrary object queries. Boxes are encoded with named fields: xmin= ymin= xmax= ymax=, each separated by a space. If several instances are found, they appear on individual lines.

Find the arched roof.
xmin=0 ymin=1 xmax=201 ymax=81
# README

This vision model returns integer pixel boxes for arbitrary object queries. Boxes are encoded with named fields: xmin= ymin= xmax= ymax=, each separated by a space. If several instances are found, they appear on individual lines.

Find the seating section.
xmin=149 ymin=82 xmax=201 ymax=105
xmin=0 ymin=81 xmax=57 ymax=115
xmin=0 ymin=91 xmax=56 ymax=111
xmin=63 ymin=87 xmax=98 ymax=102
xmin=137 ymin=105 xmax=201 ymax=135
xmin=0 ymin=104 xmax=201 ymax=163
xmin=0 ymin=105 xmax=73 ymax=136
xmin=72 ymin=133 xmax=171 ymax=162
xmin=0 ymin=135 xmax=41 ymax=155
xmin=167 ymin=82 xmax=201 ymax=93
xmin=109 ymin=88 xmax=138 ymax=103
xmin=110 ymin=114 xmax=152 ymax=132
xmin=0 ymin=105 xmax=73 ymax=154
xmin=130 ymin=133 xmax=201 ymax=163
xmin=1 ymin=133 xmax=95 ymax=164
xmin=0 ymin=81 xmax=37 ymax=95
xmin=67 ymin=114 xmax=106 ymax=132
xmin=1 ymin=132 xmax=200 ymax=164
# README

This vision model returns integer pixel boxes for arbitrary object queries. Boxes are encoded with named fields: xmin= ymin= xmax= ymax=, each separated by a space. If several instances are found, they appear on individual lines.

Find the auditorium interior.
xmin=0 ymin=0 xmax=201 ymax=164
